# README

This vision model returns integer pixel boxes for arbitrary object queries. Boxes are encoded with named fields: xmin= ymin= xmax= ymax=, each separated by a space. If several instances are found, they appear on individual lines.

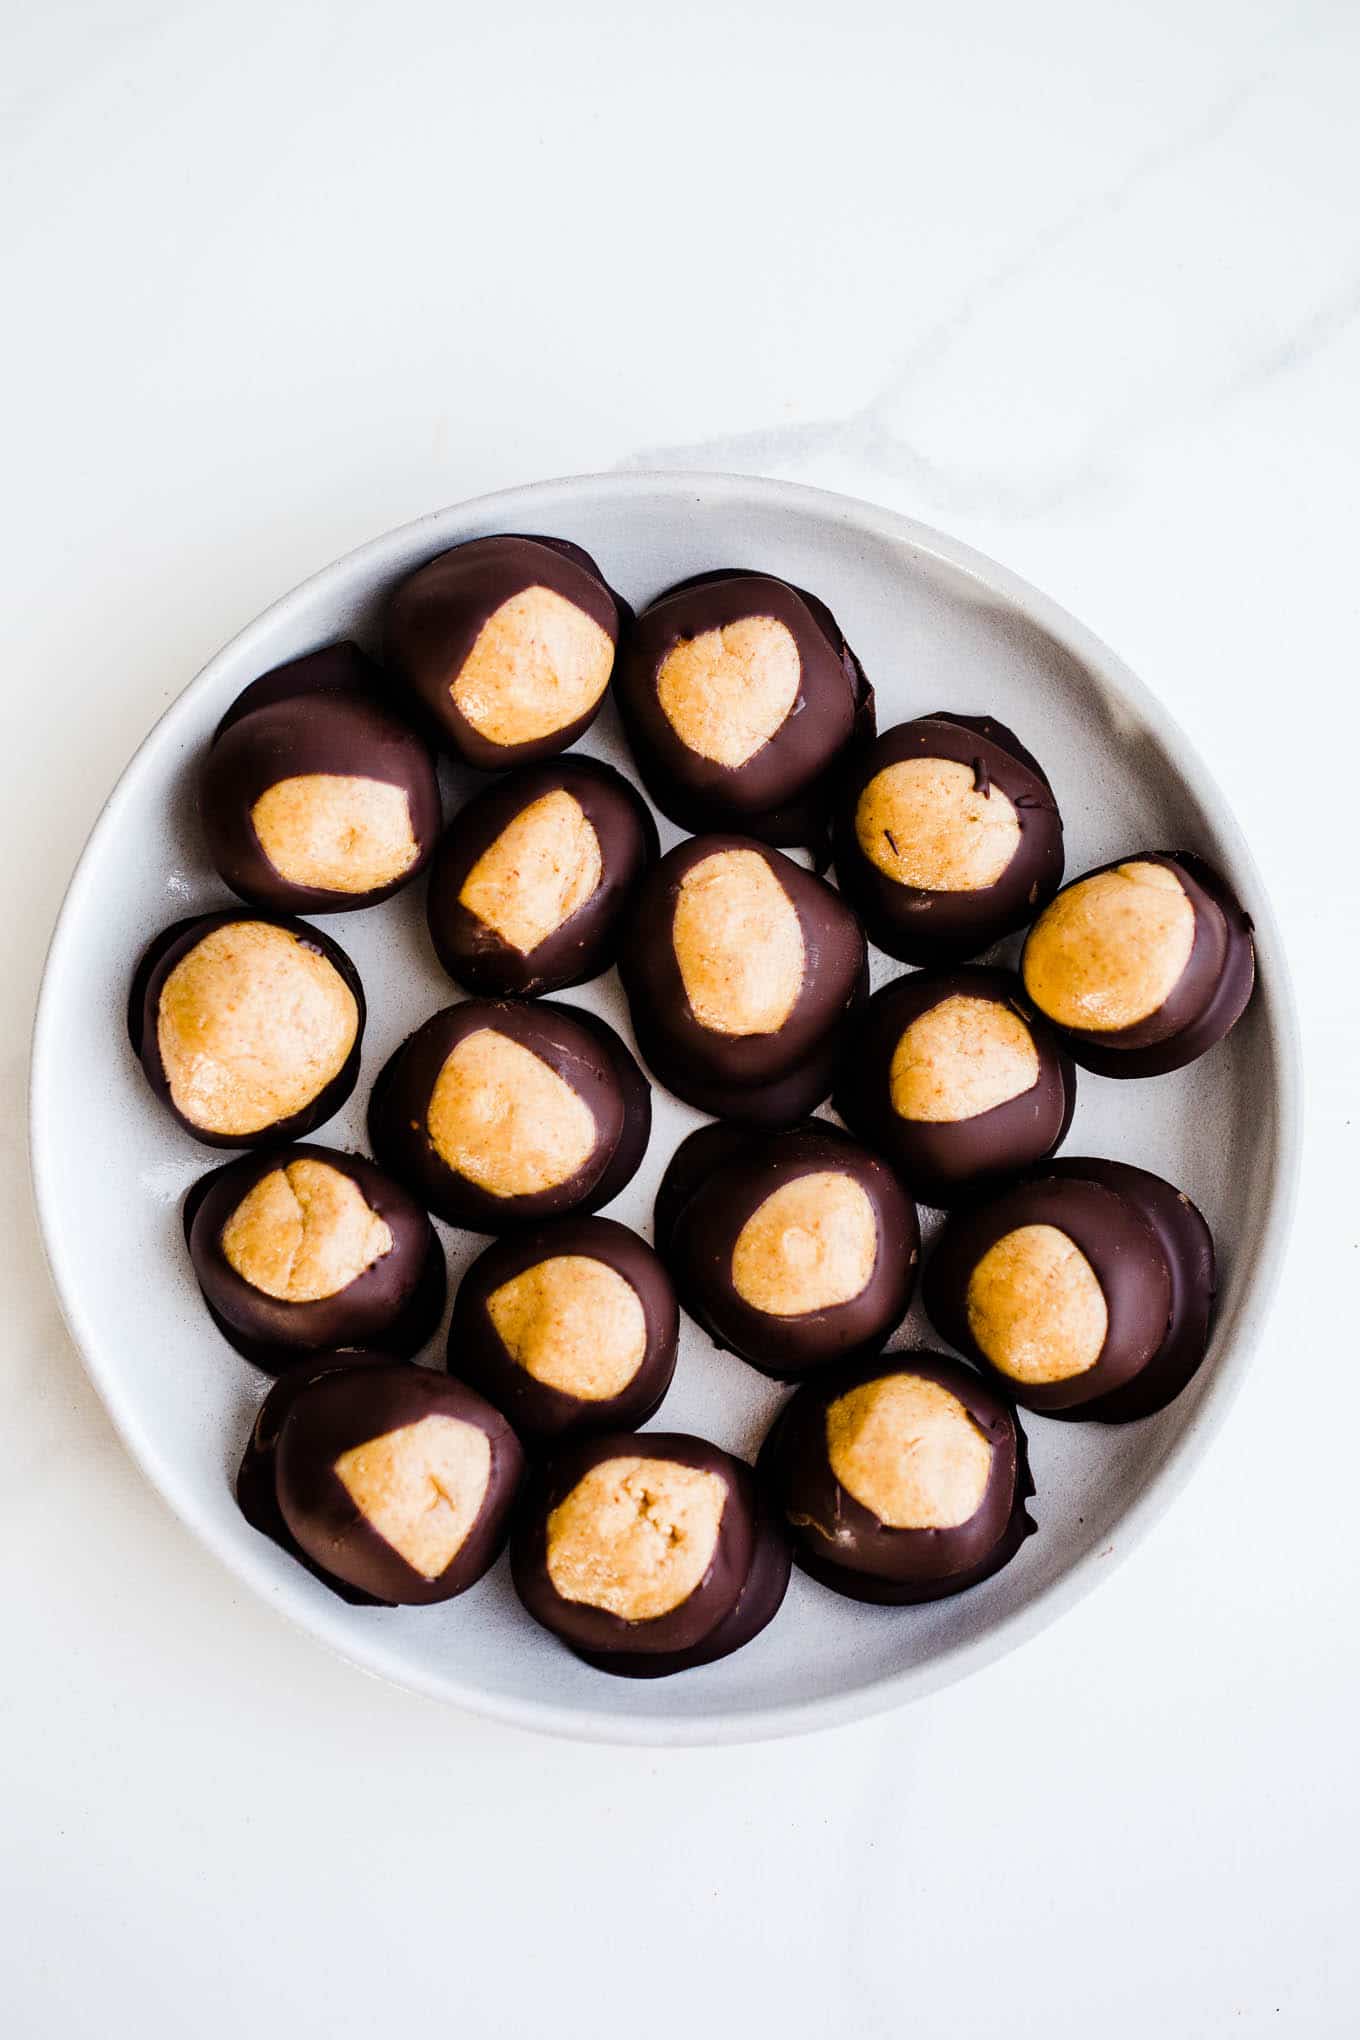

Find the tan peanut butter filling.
xmin=656 ymin=615 xmax=800 ymax=766
xmin=855 ymin=758 xmax=1021 ymax=892
xmin=965 ymin=1223 xmax=1107 ymax=1384
xmin=487 ymin=1256 xmax=646 ymax=1400
xmin=221 ymin=1159 xmax=392 ymax=1302
xmin=546 ymin=1456 xmax=727 ymax=1621
xmin=156 ymin=922 xmax=358 ymax=1137
xmin=672 ymin=848 xmax=804 ymax=1035
xmin=458 ymin=790 xmax=603 ymax=954
xmin=251 ymin=774 xmax=418 ymax=892
xmin=334 ymin=1415 xmax=492 ymax=1579
xmin=890 ymin=995 xmax=1040 ymax=1123
xmin=452 ymin=586 xmax=613 ymax=745
xmin=826 ymin=1374 xmax=993 ymax=1528
xmin=731 ymin=1172 xmax=877 ymax=1316
xmin=427 ymin=1029 xmax=596 ymax=1197
xmin=1023 ymin=860 xmax=1195 ymax=1031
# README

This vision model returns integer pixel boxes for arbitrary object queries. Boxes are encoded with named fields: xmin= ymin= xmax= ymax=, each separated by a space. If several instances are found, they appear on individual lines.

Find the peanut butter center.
xmin=855 ymin=758 xmax=1021 ymax=892
xmin=157 ymin=922 xmax=358 ymax=1137
xmin=486 ymin=1255 xmax=647 ymax=1400
xmin=890 ymin=995 xmax=1040 ymax=1123
xmin=250 ymin=774 xmax=418 ymax=893
xmin=731 ymin=1171 xmax=878 ymax=1316
xmin=546 ymin=1456 xmax=727 ymax=1621
xmin=334 ymin=1415 xmax=491 ymax=1579
xmin=826 ymin=1374 xmax=993 ymax=1528
xmin=672 ymin=848 xmax=804 ymax=1035
xmin=458 ymin=790 xmax=603 ymax=954
xmin=452 ymin=586 xmax=613 ymax=746
xmin=1023 ymin=861 xmax=1195 ymax=1031
xmin=656 ymin=615 xmax=800 ymax=767
xmin=427 ymin=1028 xmax=596 ymax=1197
xmin=221 ymin=1159 xmax=393 ymax=1302
xmin=965 ymin=1223 xmax=1107 ymax=1384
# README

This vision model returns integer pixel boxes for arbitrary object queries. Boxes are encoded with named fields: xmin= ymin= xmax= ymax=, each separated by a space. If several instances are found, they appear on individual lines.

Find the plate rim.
xmin=28 ymin=469 xmax=1303 ymax=1745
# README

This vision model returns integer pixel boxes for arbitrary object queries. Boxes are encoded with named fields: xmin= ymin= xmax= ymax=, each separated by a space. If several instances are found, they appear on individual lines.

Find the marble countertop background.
xmin=3 ymin=3 xmax=1356 ymax=2034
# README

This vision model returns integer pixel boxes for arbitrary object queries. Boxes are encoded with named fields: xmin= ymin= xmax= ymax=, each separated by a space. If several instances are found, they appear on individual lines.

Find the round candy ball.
xmin=512 ymin=1431 xmax=790 ymax=1677
xmin=618 ymin=833 xmax=867 ymax=1126
xmin=383 ymin=533 xmax=624 ymax=769
xmin=368 ymin=998 xmax=650 ymax=1233
xmin=1020 ymin=851 xmax=1255 ymax=1076
xmin=655 ymin=1121 xmax=919 ymax=1381
xmin=832 ymin=713 xmax=1064 ymax=964
xmin=613 ymin=569 xmax=873 ymax=848
xmin=186 ymin=1145 xmax=445 ymax=1372
xmin=833 ymin=966 xmax=1076 ymax=1207
xmin=426 ymin=757 xmax=657 ymax=997
xmin=273 ymin=1360 xmax=525 ymax=1604
xmin=923 ymin=1157 xmax=1215 ymax=1420
xmin=199 ymin=642 xmax=440 ymax=913
xmin=449 ymin=1215 xmax=678 ymax=1444
xmin=761 ymin=1351 xmax=1035 ymax=1603
xmin=129 ymin=910 xmax=364 ymax=1148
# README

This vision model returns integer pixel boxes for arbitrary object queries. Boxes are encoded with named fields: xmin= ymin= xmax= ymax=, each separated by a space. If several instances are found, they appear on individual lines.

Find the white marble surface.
xmin=3 ymin=2 xmax=1357 ymax=2033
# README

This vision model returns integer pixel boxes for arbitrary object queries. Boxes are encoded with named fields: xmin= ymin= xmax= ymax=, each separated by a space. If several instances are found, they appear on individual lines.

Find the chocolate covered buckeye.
xmin=449 ymin=1215 xmax=678 ymax=1442
xmin=383 ymin=534 xmax=623 ymax=769
xmin=1021 ymin=852 xmax=1255 ymax=1076
xmin=426 ymin=757 xmax=658 ymax=997
xmin=200 ymin=642 xmax=440 ymax=914
xmin=761 ymin=1351 xmax=1035 ymax=1603
xmin=186 ymin=1145 xmax=445 ymax=1372
xmin=272 ymin=1360 xmax=525 ymax=1604
xmin=129 ymin=910 xmax=364 ymax=1147
xmin=832 ymin=714 xmax=1064 ymax=963
xmin=512 ymin=1431 xmax=790 ymax=1676
xmin=614 ymin=570 xmax=874 ymax=849
xmin=834 ymin=966 xmax=1076 ymax=1206
xmin=619 ymin=834 xmax=868 ymax=1125
xmin=655 ymin=1121 xmax=918 ymax=1380
xmin=923 ymin=1157 xmax=1215 ymax=1420
xmin=368 ymin=998 xmax=650 ymax=1232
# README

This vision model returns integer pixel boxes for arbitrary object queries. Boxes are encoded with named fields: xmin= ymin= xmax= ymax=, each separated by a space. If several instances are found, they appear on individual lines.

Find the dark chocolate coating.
xmin=128 ymin=909 xmax=366 ymax=1149
xmin=614 ymin=570 xmax=874 ymax=853
xmin=833 ymin=966 xmax=1077 ymax=1208
xmin=618 ymin=834 xmax=868 ymax=1127
xmin=199 ymin=641 xmax=441 ymax=913
xmin=760 ymin=1351 xmax=1035 ymax=1603
xmin=235 ymin=1352 xmax=393 ymax=1605
xmin=656 ymin=1121 xmax=919 ymax=1381
xmin=185 ymin=1145 xmax=446 ymax=1374
xmin=367 ymin=998 xmax=650 ymax=1232
xmin=274 ymin=1361 xmax=525 ymax=1604
xmin=923 ymin=1156 xmax=1214 ymax=1417
xmin=448 ymin=1215 xmax=679 ymax=1443
xmin=426 ymin=757 xmax=659 ymax=997
xmin=383 ymin=534 xmax=623 ymax=769
xmin=831 ymin=713 xmax=1064 ymax=964
xmin=511 ymin=1431 xmax=765 ymax=1663
xmin=1021 ymin=851 xmax=1256 ymax=1076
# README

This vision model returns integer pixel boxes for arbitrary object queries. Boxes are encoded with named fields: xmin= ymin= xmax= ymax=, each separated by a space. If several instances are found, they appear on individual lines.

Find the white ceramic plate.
xmin=30 ymin=473 xmax=1299 ymax=1745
